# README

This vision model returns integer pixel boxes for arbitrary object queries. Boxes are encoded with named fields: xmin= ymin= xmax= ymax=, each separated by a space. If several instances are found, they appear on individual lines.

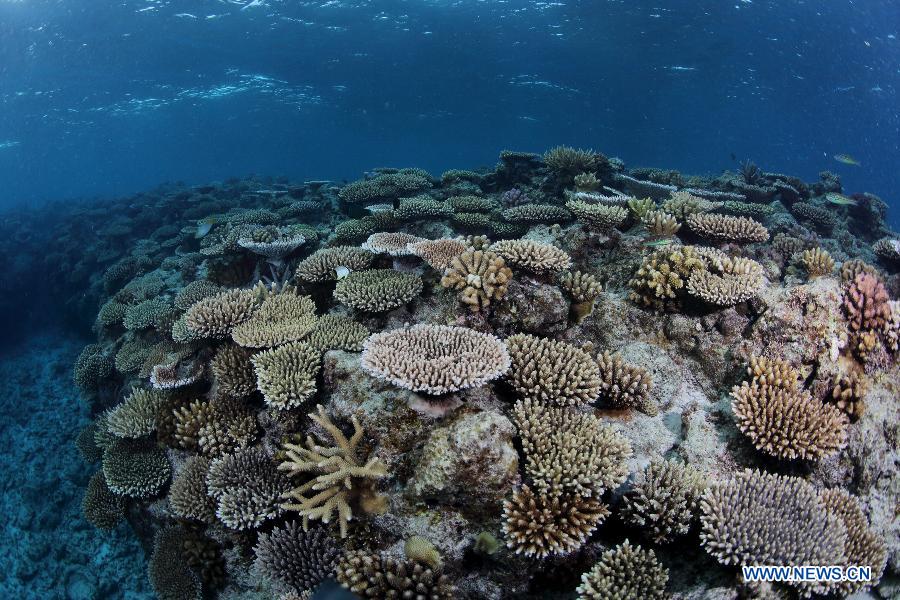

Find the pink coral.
xmin=843 ymin=273 xmax=891 ymax=332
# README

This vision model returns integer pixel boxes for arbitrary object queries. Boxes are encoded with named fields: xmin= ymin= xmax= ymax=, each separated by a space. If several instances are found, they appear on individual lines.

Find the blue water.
xmin=1 ymin=0 xmax=898 ymax=225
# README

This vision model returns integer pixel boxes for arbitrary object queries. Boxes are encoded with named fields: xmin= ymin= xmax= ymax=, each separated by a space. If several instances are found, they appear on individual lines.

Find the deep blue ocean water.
xmin=0 ymin=1 xmax=899 ymax=597
xmin=1 ymin=0 xmax=898 ymax=224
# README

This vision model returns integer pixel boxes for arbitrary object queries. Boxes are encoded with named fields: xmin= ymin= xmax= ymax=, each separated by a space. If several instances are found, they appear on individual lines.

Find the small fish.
xmin=644 ymin=238 xmax=674 ymax=247
xmin=825 ymin=192 xmax=858 ymax=207
xmin=335 ymin=266 xmax=350 ymax=279
xmin=195 ymin=216 xmax=220 ymax=238
xmin=364 ymin=203 xmax=394 ymax=214
xmin=833 ymin=153 xmax=861 ymax=166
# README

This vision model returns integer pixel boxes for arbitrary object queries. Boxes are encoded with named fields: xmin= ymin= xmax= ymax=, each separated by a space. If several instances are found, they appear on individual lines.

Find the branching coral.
xmin=544 ymin=146 xmax=601 ymax=181
xmin=238 ymin=230 xmax=307 ymax=260
xmin=661 ymin=190 xmax=720 ymax=219
xmin=559 ymin=270 xmax=603 ymax=323
xmin=700 ymin=469 xmax=848 ymax=596
xmin=336 ymin=549 xmax=455 ymax=599
xmin=210 ymin=344 xmax=258 ymax=399
xmin=174 ymin=280 xmax=223 ymax=310
xmin=252 ymin=341 xmax=321 ymax=410
xmin=102 ymin=438 xmax=171 ymax=498
xmin=74 ymin=343 xmax=113 ymax=391
xmin=169 ymin=456 xmax=218 ymax=524
xmin=872 ymin=238 xmax=900 ymax=265
xmin=643 ymin=209 xmax=681 ymax=237
xmin=255 ymin=521 xmax=341 ymax=594
xmin=686 ymin=213 xmax=769 ymax=244
xmin=306 ymin=314 xmax=370 ymax=353
xmin=565 ymin=199 xmax=628 ymax=231
xmin=502 ymin=484 xmax=610 ymax=558
xmin=490 ymin=239 xmax=572 ymax=274
xmin=731 ymin=355 xmax=848 ymax=460
xmin=801 ymin=247 xmax=835 ymax=279
xmin=829 ymin=371 xmax=868 ymax=419
xmin=792 ymin=201 xmax=838 ymax=230
xmin=819 ymin=488 xmax=887 ymax=595
xmin=840 ymin=258 xmax=878 ymax=283
xmin=621 ymin=459 xmax=706 ymax=544
xmin=576 ymin=540 xmax=669 ymax=600
xmin=440 ymin=250 xmax=512 ymax=312
xmin=628 ymin=245 xmax=707 ymax=311
xmin=123 ymin=298 xmax=177 ymax=331
xmin=295 ymin=246 xmax=375 ymax=282
xmin=148 ymin=527 xmax=203 ymax=600
xmin=505 ymin=334 xmax=601 ymax=406
xmin=596 ymin=351 xmax=655 ymax=414
xmin=501 ymin=203 xmax=573 ymax=224
xmin=184 ymin=288 xmax=262 ymax=339
xmin=360 ymin=324 xmax=510 ymax=395
xmin=278 ymin=405 xmax=388 ymax=538
xmin=361 ymin=232 xmax=426 ymax=256
xmin=339 ymin=170 xmax=432 ymax=205
xmin=627 ymin=197 xmax=655 ymax=220
xmin=406 ymin=237 xmax=468 ymax=270
xmin=231 ymin=289 xmax=317 ymax=348
xmin=395 ymin=195 xmax=452 ymax=221
xmin=685 ymin=255 xmax=765 ymax=307
xmin=207 ymin=446 xmax=290 ymax=530
xmin=173 ymin=397 xmax=257 ymax=456
xmin=82 ymin=471 xmax=126 ymax=530
xmin=513 ymin=399 xmax=632 ymax=498
xmin=105 ymin=387 xmax=166 ymax=438
xmin=333 ymin=269 xmax=423 ymax=312
xmin=843 ymin=273 xmax=891 ymax=332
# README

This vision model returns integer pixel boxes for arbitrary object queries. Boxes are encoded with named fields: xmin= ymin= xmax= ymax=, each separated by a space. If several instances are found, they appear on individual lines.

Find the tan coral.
xmin=406 ymin=238 xmax=468 ymax=270
xmin=231 ymin=289 xmax=317 ymax=348
xmin=801 ymin=247 xmax=835 ymax=279
xmin=819 ymin=488 xmax=888 ymax=595
xmin=210 ymin=344 xmax=257 ymax=399
xmin=686 ymin=255 xmax=765 ymax=307
xmin=184 ymin=288 xmax=262 ymax=339
xmin=840 ymin=258 xmax=878 ymax=283
xmin=686 ymin=213 xmax=769 ymax=244
xmin=252 ymin=341 xmax=321 ymax=410
xmin=565 ymin=199 xmax=628 ymax=231
xmin=505 ymin=334 xmax=601 ymax=407
xmin=278 ymin=405 xmax=388 ymax=538
xmin=360 ymin=232 xmax=426 ymax=256
xmin=440 ymin=250 xmax=512 ymax=312
xmin=643 ymin=209 xmax=681 ymax=237
xmin=295 ymin=246 xmax=375 ymax=282
xmin=559 ymin=270 xmax=603 ymax=323
xmin=829 ymin=371 xmax=868 ymax=419
xmin=596 ymin=351 xmax=655 ymax=415
xmin=576 ymin=540 xmax=669 ymax=600
xmin=628 ymin=245 xmax=708 ymax=311
xmin=513 ymin=399 xmax=632 ymax=498
xmin=490 ymin=239 xmax=572 ymax=274
xmin=360 ymin=324 xmax=510 ymax=395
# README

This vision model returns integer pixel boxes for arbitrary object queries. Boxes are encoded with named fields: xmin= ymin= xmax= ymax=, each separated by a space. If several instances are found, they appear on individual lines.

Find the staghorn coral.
xmin=231 ymin=289 xmax=317 ymax=348
xmin=360 ymin=231 xmax=425 ymax=256
xmin=501 ymin=203 xmax=572 ymax=224
xmin=440 ymin=250 xmax=512 ymax=312
xmin=566 ymin=199 xmax=628 ymax=231
xmin=105 ymin=387 xmax=166 ymax=438
xmin=819 ymin=488 xmax=887 ymax=595
xmin=406 ymin=237 xmax=468 ymax=270
xmin=621 ymin=459 xmax=706 ymax=544
xmin=731 ymin=355 xmax=848 ymax=460
xmin=628 ymin=245 xmax=707 ymax=311
xmin=685 ymin=255 xmax=765 ymax=307
xmin=173 ymin=397 xmax=257 ymax=456
xmin=513 ymin=399 xmax=632 ymax=498
xmin=295 ymin=246 xmax=375 ymax=282
xmin=559 ymin=270 xmax=603 ymax=323
xmin=252 ymin=341 xmax=321 ymax=410
xmin=82 ymin=471 xmax=126 ymax=530
xmin=829 ymin=371 xmax=868 ymax=419
xmin=843 ymin=273 xmax=891 ymax=332
xmin=800 ymin=247 xmax=835 ymax=278
xmin=576 ymin=540 xmax=669 ymax=600
xmin=361 ymin=324 xmax=510 ymax=395
xmin=490 ymin=239 xmax=572 ymax=275
xmin=102 ymin=438 xmax=171 ymax=498
xmin=306 ymin=314 xmax=370 ymax=353
xmin=643 ymin=209 xmax=681 ymax=237
xmin=278 ymin=405 xmax=388 ymax=538
xmin=148 ymin=527 xmax=203 ymax=600
xmin=184 ymin=288 xmax=262 ymax=339
xmin=505 ymin=334 xmax=601 ymax=406
xmin=595 ymin=351 xmax=655 ymax=415
xmin=206 ymin=446 xmax=290 ymax=530
xmin=254 ymin=521 xmax=341 ymax=594
xmin=169 ymin=456 xmax=218 ymax=524
xmin=686 ymin=213 xmax=769 ymax=244
xmin=502 ymin=484 xmax=610 ymax=558
xmin=333 ymin=269 xmax=423 ymax=312
xmin=210 ymin=344 xmax=257 ymax=398
xmin=700 ymin=469 xmax=847 ymax=596
xmin=336 ymin=549 xmax=455 ymax=599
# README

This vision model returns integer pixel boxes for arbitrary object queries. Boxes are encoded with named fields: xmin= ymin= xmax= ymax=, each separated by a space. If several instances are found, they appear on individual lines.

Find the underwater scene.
xmin=1 ymin=1 xmax=900 ymax=599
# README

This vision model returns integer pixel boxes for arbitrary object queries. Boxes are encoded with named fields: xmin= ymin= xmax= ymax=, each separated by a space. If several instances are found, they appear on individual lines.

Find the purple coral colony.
xmin=69 ymin=147 xmax=900 ymax=599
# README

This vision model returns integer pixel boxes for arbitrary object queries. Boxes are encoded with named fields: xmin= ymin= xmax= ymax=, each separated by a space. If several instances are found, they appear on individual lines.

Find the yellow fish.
xmin=833 ymin=153 xmax=861 ymax=166
xmin=825 ymin=192 xmax=858 ymax=207
xmin=195 ymin=216 xmax=221 ymax=238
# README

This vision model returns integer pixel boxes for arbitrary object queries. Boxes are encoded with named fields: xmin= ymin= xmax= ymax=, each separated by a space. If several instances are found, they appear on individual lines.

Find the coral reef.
xmin=505 ymin=334 xmax=601 ymax=406
xmin=576 ymin=540 xmax=668 ymax=600
xmin=440 ymin=250 xmax=512 ymax=312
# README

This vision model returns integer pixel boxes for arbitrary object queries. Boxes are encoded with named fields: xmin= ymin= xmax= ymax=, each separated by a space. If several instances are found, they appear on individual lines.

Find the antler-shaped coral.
xmin=278 ymin=405 xmax=387 ymax=538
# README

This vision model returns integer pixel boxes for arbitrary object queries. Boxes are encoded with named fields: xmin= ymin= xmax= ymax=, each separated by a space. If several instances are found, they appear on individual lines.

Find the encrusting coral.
xmin=505 ymin=334 xmax=601 ymax=406
xmin=731 ymin=355 xmax=848 ymax=460
xmin=360 ymin=324 xmax=511 ymax=395
xmin=278 ymin=405 xmax=388 ymax=538
xmin=440 ymin=250 xmax=512 ymax=312
xmin=576 ymin=540 xmax=669 ymax=600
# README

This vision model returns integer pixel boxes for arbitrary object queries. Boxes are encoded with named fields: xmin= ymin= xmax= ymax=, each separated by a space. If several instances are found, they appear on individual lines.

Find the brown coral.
xmin=819 ymin=488 xmax=887 ymax=595
xmin=406 ymin=237 xmax=468 ymax=270
xmin=360 ymin=324 xmax=510 ymax=395
xmin=622 ymin=459 xmax=706 ymax=544
xmin=595 ymin=351 xmax=655 ymax=415
xmin=440 ymin=250 xmax=512 ymax=312
xmin=685 ymin=255 xmax=765 ymax=307
xmin=505 ymin=334 xmax=601 ymax=407
xmin=295 ymin=246 xmax=375 ymax=282
xmin=565 ymin=198 xmax=628 ymax=231
xmin=490 ymin=239 xmax=572 ymax=274
xmin=231 ymin=289 xmax=317 ymax=348
xmin=184 ymin=288 xmax=262 ymax=339
xmin=829 ymin=371 xmax=868 ymax=419
xmin=210 ymin=344 xmax=257 ymax=398
xmin=576 ymin=540 xmax=669 ymax=600
xmin=336 ymin=549 xmax=455 ymax=599
xmin=643 ymin=209 xmax=681 ymax=237
xmin=173 ymin=397 xmax=257 ymax=456
xmin=360 ymin=231 xmax=425 ymax=256
xmin=206 ymin=445 xmax=290 ymax=530
xmin=251 ymin=341 xmax=321 ymax=410
xmin=628 ymin=245 xmax=707 ymax=311
xmin=559 ymin=270 xmax=603 ymax=323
